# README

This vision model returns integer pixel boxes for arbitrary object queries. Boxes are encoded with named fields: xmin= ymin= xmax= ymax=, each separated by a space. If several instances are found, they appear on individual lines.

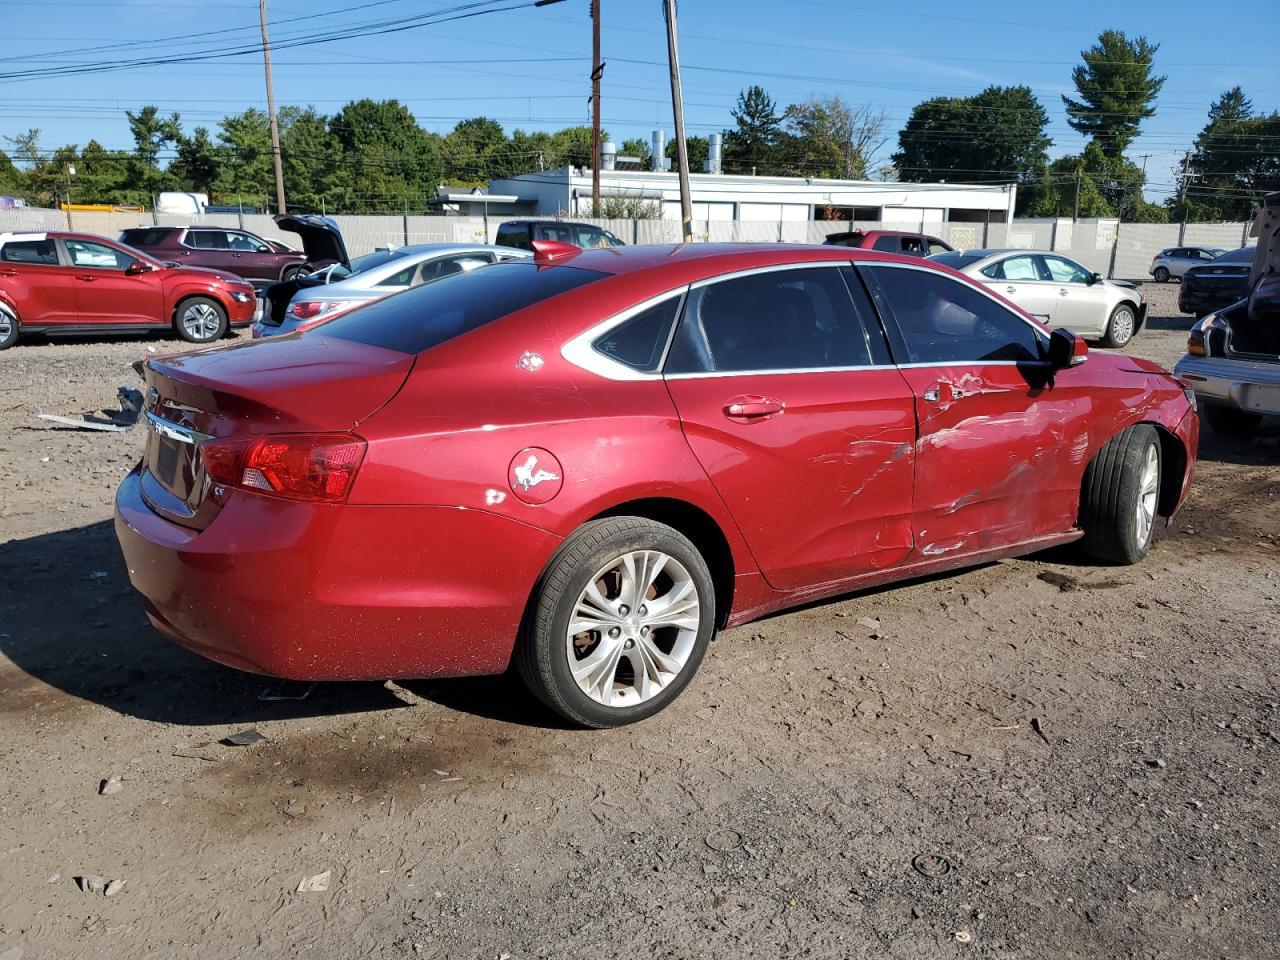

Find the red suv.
xmin=0 ymin=231 xmax=257 ymax=349
xmin=115 ymin=241 xmax=1197 ymax=727
xmin=119 ymin=226 xmax=307 ymax=285
xmin=824 ymin=229 xmax=953 ymax=257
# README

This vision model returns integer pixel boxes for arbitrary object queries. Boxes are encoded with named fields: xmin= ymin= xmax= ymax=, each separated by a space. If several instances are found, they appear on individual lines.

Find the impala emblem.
xmin=513 ymin=454 xmax=559 ymax=491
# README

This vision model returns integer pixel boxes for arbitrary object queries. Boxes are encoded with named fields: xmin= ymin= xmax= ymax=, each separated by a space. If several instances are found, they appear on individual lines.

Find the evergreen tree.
xmin=723 ymin=85 xmax=781 ymax=174
xmin=1062 ymin=30 xmax=1165 ymax=157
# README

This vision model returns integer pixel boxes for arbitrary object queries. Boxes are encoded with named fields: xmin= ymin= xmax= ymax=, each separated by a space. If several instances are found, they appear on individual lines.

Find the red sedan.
xmin=114 ymin=242 xmax=1198 ymax=727
xmin=0 ymin=231 xmax=257 ymax=349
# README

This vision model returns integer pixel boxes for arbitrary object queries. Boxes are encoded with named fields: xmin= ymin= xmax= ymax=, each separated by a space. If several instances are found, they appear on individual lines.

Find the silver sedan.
xmin=928 ymin=249 xmax=1147 ymax=348
xmin=253 ymin=243 xmax=530 ymax=337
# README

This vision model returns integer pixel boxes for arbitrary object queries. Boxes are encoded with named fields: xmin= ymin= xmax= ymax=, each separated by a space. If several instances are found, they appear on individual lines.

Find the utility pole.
xmin=662 ymin=0 xmax=693 ymax=243
xmin=590 ymin=0 xmax=602 ymax=215
xmin=259 ymin=0 xmax=287 ymax=215
xmin=1072 ymin=169 xmax=1081 ymax=222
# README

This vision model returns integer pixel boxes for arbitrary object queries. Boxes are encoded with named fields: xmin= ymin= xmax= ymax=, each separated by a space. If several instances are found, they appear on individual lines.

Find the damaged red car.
xmin=115 ymin=242 xmax=1198 ymax=727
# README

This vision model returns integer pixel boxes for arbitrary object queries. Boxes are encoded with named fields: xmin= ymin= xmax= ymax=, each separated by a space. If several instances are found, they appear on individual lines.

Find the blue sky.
xmin=3 ymin=0 xmax=1277 ymax=200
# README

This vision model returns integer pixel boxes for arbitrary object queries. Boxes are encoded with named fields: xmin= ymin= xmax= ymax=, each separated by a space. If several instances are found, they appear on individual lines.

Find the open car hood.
xmin=273 ymin=213 xmax=349 ymax=268
xmin=1248 ymin=192 xmax=1280 ymax=323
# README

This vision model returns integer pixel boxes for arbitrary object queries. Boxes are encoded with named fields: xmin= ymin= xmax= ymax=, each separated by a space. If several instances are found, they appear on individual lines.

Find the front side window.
xmin=593 ymin=297 xmax=681 ymax=372
xmin=867 ymin=265 xmax=1044 ymax=365
xmin=1042 ymin=256 xmax=1091 ymax=284
xmin=227 ymin=232 xmax=260 ymax=252
xmin=900 ymin=236 xmax=925 ymax=255
xmin=63 ymin=238 xmax=134 ymax=270
xmin=665 ymin=267 xmax=873 ymax=374
xmin=1 ymin=239 xmax=59 ymax=265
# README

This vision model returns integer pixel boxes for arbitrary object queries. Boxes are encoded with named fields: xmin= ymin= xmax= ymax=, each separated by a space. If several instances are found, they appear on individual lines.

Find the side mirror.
xmin=257 ymin=245 xmax=271 ymax=253
xmin=124 ymin=260 xmax=150 ymax=276
xmin=1088 ymin=272 xmax=1103 ymax=286
xmin=1047 ymin=327 xmax=1088 ymax=369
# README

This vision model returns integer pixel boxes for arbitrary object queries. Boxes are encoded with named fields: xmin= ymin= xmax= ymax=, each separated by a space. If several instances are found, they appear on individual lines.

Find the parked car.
xmin=1175 ymin=195 xmax=1279 ymax=437
xmin=0 ymin=231 xmax=256 ymax=349
xmin=823 ymin=229 xmax=953 ymax=257
xmin=496 ymin=219 xmax=625 ymax=251
xmin=120 ymin=225 xmax=307 ymax=286
xmin=929 ymin=248 xmax=1146 ymax=348
xmin=253 ymin=243 xmax=531 ymax=338
xmin=1149 ymin=246 xmax=1226 ymax=282
xmin=115 ymin=241 xmax=1197 ymax=727
xmin=1178 ymin=246 xmax=1257 ymax=316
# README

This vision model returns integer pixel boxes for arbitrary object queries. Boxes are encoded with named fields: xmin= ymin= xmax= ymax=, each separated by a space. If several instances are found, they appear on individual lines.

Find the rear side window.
xmin=1 ymin=239 xmax=59 ymax=264
xmin=186 ymin=230 xmax=229 ymax=250
xmin=593 ymin=297 xmax=681 ymax=372
xmin=320 ymin=261 xmax=607 ymax=355
xmin=927 ymin=240 xmax=950 ymax=256
xmin=866 ymin=265 xmax=1044 ymax=364
xmin=665 ymin=266 xmax=874 ymax=374
xmin=872 ymin=235 xmax=900 ymax=252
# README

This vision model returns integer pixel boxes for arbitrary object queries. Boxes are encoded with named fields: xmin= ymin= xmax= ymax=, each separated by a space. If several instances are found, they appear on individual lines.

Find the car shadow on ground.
xmin=1195 ymin=419 xmax=1280 ymax=466
xmin=1143 ymin=312 xmax=1195 ymax=332
xmin=0 ymin=519 xmax=565 ymax=729
xmin=8 ymin=329 xmax=247 ymax=350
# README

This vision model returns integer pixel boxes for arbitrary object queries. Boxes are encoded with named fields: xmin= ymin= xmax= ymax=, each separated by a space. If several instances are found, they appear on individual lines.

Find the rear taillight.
xmin=1187 ymin=325 xmax=1207 ymax=356
xmin=200 ymin=433 xmax=366 ymax=503
xmin=287 ymin=300 xmax=350 ymax=320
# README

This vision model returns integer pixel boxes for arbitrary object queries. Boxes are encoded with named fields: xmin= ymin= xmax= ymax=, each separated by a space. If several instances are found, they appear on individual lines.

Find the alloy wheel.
xmin=0 ymin=311 xmax=13 ymax=340
xmin=1110 ymin=307 xmax=1135 ymax=346
xmin=181 ymin=302 xmax=223 ymax=341
xmin=565 ymin=549 xmax=701 ymax=708
xmin=1135 ymin=443 xmax=1159 ymax=550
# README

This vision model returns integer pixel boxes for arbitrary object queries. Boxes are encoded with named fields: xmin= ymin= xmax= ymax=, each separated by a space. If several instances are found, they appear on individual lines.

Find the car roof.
xmin=373 ymin=242 xmax=529 ymax=257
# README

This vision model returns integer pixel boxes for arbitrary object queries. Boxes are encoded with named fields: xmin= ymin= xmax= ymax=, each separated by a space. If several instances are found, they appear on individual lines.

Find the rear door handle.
xmin=723 ymin=396 xmax=784 ymax=421
xmin=1004 ymin=286 xmax=1017 ymax=294
xmin=76 ymin=275 xmax=96 ymax=282
xmin=1058 ymin=288 xmax=1069 ymax=296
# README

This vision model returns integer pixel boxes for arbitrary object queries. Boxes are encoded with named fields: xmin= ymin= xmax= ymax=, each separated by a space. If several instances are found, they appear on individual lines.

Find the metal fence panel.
xmin=1183 ymin=222 xmax=1249 ymax=250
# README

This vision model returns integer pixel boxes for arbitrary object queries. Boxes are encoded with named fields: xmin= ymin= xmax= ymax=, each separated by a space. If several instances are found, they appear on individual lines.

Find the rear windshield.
xmin=927 ymin=252 xmax=987 ymax=270
xmin=1214 ymin=247 xmax=1255 ymax=263
xmin=120 ymin=228 xmax=172 ymax=247
xmin=320 ymin=261 xmax=608 ymax=354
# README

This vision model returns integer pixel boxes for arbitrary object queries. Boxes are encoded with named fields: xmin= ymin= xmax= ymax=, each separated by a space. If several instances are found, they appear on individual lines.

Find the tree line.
xmin=1 ymin=29 xmax=1276 ymax=220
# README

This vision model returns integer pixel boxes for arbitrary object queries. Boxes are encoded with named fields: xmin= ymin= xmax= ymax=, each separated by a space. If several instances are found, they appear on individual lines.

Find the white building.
xmin=482 ymin=167 xmax=1016 ymax=227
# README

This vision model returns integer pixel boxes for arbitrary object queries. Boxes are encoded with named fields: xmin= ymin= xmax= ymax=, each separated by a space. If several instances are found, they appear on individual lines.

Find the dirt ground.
xmin=1 ymin=283 xmax=1277 ymax=960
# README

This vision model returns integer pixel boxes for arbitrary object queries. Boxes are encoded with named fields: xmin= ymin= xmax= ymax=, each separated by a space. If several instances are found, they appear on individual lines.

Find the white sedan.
xmin=928 ymin=249 xmax=1147 ymax=348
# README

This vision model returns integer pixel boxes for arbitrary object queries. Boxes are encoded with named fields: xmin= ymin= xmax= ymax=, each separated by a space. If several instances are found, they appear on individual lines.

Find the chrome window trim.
xmin=865 ymin=259 xmax=1051 ymax=348
xmin=560 ymin=287 xmax=689 ymax=382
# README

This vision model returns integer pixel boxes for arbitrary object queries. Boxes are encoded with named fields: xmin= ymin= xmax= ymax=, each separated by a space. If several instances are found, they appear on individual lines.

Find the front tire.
xmin=174 ymin=296 xmax=228 ymax=344
xmin=516 ymin=517 xmax=715 ymax=728
xmin=0 ymin=306 xmax=18 ymax=350
xmin=1153 ymin=267 xmax=1170 ymax=283
xmin=1102 ymin=303 xmax=1137 ymax=348
xmin=1203 ymin=403 xmax=1261 ymax=438
xmin=281 ymin=264 xmax=301 ymax=282
xmin=1078 ymin=424 xmax=1161 ymax=565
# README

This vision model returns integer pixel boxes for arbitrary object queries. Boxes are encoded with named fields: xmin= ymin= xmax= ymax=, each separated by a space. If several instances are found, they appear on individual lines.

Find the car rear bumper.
xmin=229 ymin=297 xmax=256 ymax=328
xmin=114 ymin=465 xmax=562 ymax=680
xmin=1174 ymin=353 xmax=1280 ymax=415
xmin=1178 ymin=285 xmax=1246 ymax=316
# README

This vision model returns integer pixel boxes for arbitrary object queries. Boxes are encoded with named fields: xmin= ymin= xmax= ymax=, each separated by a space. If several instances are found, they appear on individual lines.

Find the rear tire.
xmin=174 ymin=296 xmax=228 ymax=344
xmin=1102 ymin=303 xmax=1137 ymax=348
xmin=515 ymin=517 xmax=716 ymax=728
xmin=1078 ymin=424 xmax=1161 ymax=565
xmin=1203 ymin=403 xmax=1261 ymax=438
xmin=1153 ymin=267 xmax=1170 ymax=283
xmin=0 ymin=305 xmax=18 ymax=350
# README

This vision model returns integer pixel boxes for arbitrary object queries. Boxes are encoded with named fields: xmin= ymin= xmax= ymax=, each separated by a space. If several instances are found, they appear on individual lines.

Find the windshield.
xmin=320 ymin=260 xmax=608 ymax=354
xmin=1214 ymin=247 xmax=1256 ymax=264
xmin=927 ymin=252 xmax=987 ymax=270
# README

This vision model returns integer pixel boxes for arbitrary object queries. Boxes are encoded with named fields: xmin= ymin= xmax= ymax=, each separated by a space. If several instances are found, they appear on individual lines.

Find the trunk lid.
xmin=274 ymin=213 xmax=349 ymax=268
xmin=139 ymin=335 xmax=412 ymax=530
